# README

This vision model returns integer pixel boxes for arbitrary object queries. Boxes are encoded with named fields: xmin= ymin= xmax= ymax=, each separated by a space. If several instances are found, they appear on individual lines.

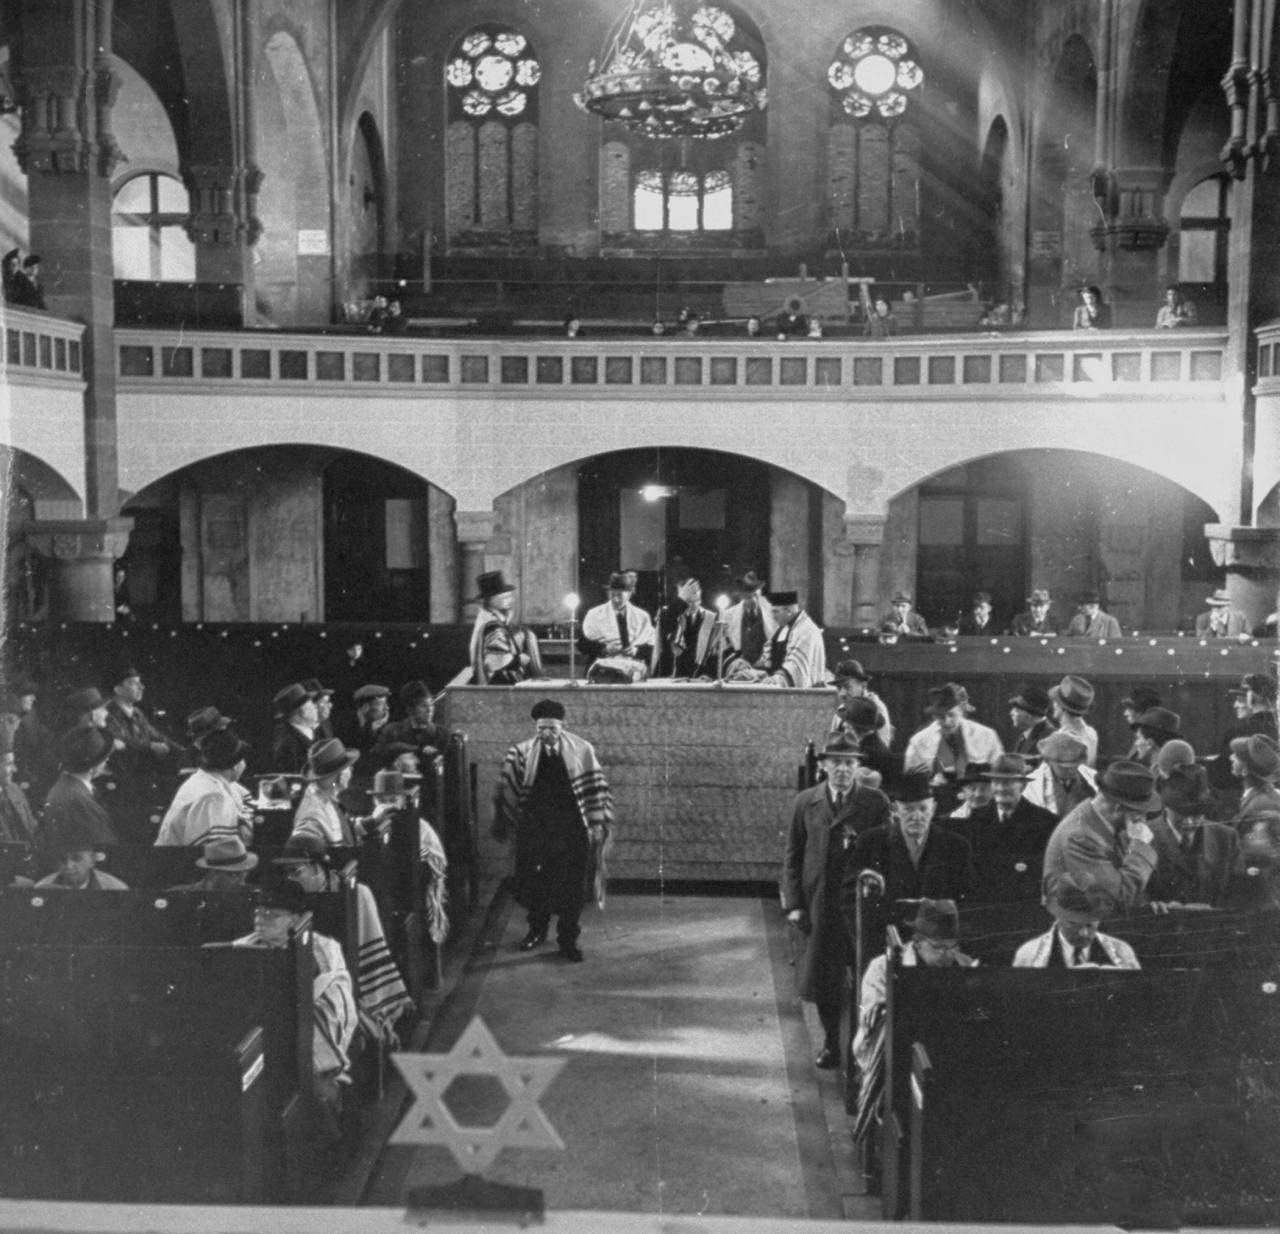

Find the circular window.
xmin=449 ymin=26 xmax=540 ymax=122
xmin=829 ymin=26 xmax=923 ymax=119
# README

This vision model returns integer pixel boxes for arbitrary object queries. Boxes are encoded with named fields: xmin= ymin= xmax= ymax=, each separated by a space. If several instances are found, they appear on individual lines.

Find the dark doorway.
xmin=578 ymin=448 xmax=771 ymax=614
xmin=323 ymin=456 xmax=431 ymax=621
xmin=119 ymin=503 xmax=183 ymax=624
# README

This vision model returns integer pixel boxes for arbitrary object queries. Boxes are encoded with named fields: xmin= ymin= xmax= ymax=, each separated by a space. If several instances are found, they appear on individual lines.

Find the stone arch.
xmin=0 ymin=444 xmax=83 ymax=513
xmin=1 ymin=445 xmax=83 ymax=624
xmin=163 ymin=0 xmax=235 ymax=170
xmin=255 ymin=28 xmax=331 ymax=324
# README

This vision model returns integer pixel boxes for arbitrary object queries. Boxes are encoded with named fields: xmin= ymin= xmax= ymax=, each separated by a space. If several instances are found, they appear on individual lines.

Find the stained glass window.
xmin=828 ymin=26 xmax=923 ymax=121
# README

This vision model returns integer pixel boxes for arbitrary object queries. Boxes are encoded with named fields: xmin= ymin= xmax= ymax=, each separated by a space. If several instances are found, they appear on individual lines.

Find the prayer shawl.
xmin=312 ymin=933 xmax=358 ymax=1079
xmin=292 ymin=784 xmax=357 ymax=847
xmin=419 ymin=818 xmax=450 ymax=944
xmin=756 ymin=610 xmax=826 ymax=688
xmin=903 ymin=718 xmax=1003 ymax=780
xmin=1023 ymin=761 xmax=1097 ymax=815
xmin=582 ymin=601 xmax=654 ymax=657
xmin=469 ymin=607 xmax=544 ymax=684
xmin=651 ymin=603 xmax=718 ymax=677
xmin=1012 ymin=927 xmax=1140 ymax=969
xmin=724 ymin=595 xmax=776 ymax=654
xmin=154 ymin=769 xmax=245 ymax=846
xmin=494 ymin=732 xmax=613 ymax=836
xmin=353 ymin=881 xmax=414 ymax=1039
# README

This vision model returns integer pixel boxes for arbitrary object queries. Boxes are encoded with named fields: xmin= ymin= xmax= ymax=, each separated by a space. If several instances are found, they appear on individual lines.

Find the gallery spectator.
xmin=1009 ymin=588 xmax=1059 ymax=636
xmin=1154 ymin=285 xmax=1197 ymax=328
xmin=1066 ymin=591 xmax=1122 ymax=639
xmin=1071 ymin=284 xmax=1110 ymax=330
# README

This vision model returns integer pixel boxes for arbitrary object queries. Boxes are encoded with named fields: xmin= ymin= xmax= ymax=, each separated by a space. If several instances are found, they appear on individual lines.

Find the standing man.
xmin=1065 ymin=590 xmax=1123 ymax=639
xmin=1007 ymin=685 xmax=1055 ymax=757
xmin=103 ymin=665 xmax=182 ymax=836
xmin=722 ymin=570 xmax=775 ymax=667
xmin=1194 ymin=589 xmax=1249 ymax=639
xmin=493 ymin=700 xmax=613 ymax=963
xmin=580 ymin=572 xmax=655 ymax=671
xmin=469 ymin=571 xmax=544 ymax=684
xmin=780 ymin=733 xmax=891 ymax=1068
xmin=9 ymin=677 xmax=56 ymax=801
xmin=1009 ymin=589 xmax=1059 ymax=637
xmin=832 ymin=696 xmax=898 ymax=787
xmin=652 ymin=577 xmax=718 ymax=678
xmin=755 ymin=591 xmax=826 ymax=688
xmin=0 ymin=727 xmax=39 ymax=846
xmin=1042 ymin=760 xmax=1160 ymax=915
xmin=1145 ymin=765 xmax=1239 ymax=908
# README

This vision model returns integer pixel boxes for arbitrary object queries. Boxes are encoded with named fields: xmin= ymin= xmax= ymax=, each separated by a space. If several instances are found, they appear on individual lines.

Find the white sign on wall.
xmin=297 ymin=229 xmax=330 ymax=256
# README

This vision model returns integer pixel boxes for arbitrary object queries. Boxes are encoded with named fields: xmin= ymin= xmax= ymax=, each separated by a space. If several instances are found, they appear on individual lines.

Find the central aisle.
xmin=367 ymin=892 xmax=858 ymax=1220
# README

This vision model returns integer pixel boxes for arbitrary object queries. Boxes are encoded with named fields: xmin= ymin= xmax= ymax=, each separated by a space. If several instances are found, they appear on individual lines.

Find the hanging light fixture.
xmin=575 ymin=1 xmax=766 ymax=140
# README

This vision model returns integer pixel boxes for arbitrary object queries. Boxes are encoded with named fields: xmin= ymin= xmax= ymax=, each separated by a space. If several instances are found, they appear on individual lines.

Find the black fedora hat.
xmin=606 ymin=572 xmax=630 ymax=590
xmin=839 ymin=697 xmax=884 ymax=731
xmin=833 ymin=659 xmax=871 ymax=683
xmin=817 ymin=733 xmax=863 ymax=761
xmin=1157 ymin=764 xmax=1214 ymax=815
xmin=1120 ymin=684 xmax=1163 ymax=712
xmin=1008 ymin=685 xmax=1051 ymax=716
xmin=925 ymin=683 xmax=974 ymax=717
xmin=187 ymin=705 xmax=234 ymax=742
xmin=906 ymin=898 xmax=959 ymax=941
xmin=59 ymin=725 xmax=113 ymax=773
xmin=475 ymin=570 xmax=516 ymax=601
xmin=1096 ymin=760 xmax=1161 ymax=812
xmin=66 ymin=686 xmax=106 ymax=714
xmin=1131 ymin=707 xmax=1181 ymax=741
xmin=888 ymin=770 xmax=935 ymax=803
xmin=305 ymin=737 xmax=359 ymax=780
xmin=272 ymin=682 xmax=310 ymax=717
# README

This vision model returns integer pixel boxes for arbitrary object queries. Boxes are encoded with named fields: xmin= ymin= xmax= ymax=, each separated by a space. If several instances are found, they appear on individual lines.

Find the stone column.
xmin=455 ymin=510 xmax=496 ymax=622
xmin=25 ymin=516 xmax=132 ymax=622
xmin=843 ymin=515 xmax=887 ymax=631
xmin=184 ymin=161 xmax=261 ymax=318
xmin=11 ymin=0 xmax=123 ymax=521
xmin=1205 ymin=526 xmax=1280 ymax=632
xmin=1090 ymin=168 xmax=1170 ymax=326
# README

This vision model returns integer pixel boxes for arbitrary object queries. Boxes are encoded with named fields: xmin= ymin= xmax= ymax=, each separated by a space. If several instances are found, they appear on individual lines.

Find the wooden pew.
xmin=876 ymin=910 xmax=1280 ymax=1225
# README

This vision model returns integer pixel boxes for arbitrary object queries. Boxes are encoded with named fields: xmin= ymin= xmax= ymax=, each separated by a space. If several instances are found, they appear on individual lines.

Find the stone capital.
xmin=25 ymin=517 xmax=133 ymax=562
xmin=456 ymin=511 xmax=496 ymax=546
xmin=1205 ymin=524 xmax=1280 ymax=571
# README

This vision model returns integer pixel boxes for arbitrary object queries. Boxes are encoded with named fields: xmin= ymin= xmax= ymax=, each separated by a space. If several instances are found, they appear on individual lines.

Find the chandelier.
xmin=575 ymin=1 xmax=766 ymax=140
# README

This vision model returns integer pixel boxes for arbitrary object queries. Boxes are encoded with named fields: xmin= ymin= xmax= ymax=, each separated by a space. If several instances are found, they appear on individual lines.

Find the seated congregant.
xmin=956 ymin=591 xmax=996 ymax=636
xmin=1023 ymin=731 xmax=1097 ymax=818
xmin=35 ymin=820 xmax=129 ymax=891
xmin=166 ymin=835 xmax=258 ymax=894
xmin=41 ymin=727 xmax=119 ymax=853
xmin=270 ymin=682 xmax=319 ymax=773
xmin=879 ymin=592 xmax=928 ymax=638
xmin=580 ymin=572 xmax=655 ymax=676
xmin=1145 ymin=765 xmax=1238 ymax=908
xmin=1007 ymin=685 xmax=1055 ymax=757
xmin=1228 ymin=733 xmax=1280 ymax=835
xmin=1127 ymin=706 xmax=1182 ymax=771
xmin=292 ymin=738 xmax=370 ymax=848
xmin=1013 ymin=874 xmax=1140 ymax=968
xmin=372 ymin=681 xmax=451 ymax=772
xmin=469 ymin=570 xmax=544 ymax=684
xmin=651 ymin=577 xmax=718 ymax=679
xmin=1065 ymin=590 xmax=1122 ymax=639
xmin=774 ymin=298 xmax=809 ymax=338
xmin=1195 ymin=588 xmax=1249 ymax=638
xmin=1009 ymin=588 xmax=1059 ymax=636
xmin=335 ymin=684 xmax=392 ymax=760
xmin=902 ymin=683 xmax=1003 ymax=800
xmin=155 ymin=728 xmax=252 ymax=847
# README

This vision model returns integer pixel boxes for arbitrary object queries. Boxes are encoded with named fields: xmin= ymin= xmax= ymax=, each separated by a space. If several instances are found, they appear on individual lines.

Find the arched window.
xmin=445 ymin=26 xmax=540 ymax=247
xmin=826 ymin=27 xmax=924 ymax=248
xmin=599 ymin=4 xmax=765 ymax=245
xmin=111 ymin=173 xmax=196 ymax=281
xmin=1178 ymin=174 xmax=1231 ymax=287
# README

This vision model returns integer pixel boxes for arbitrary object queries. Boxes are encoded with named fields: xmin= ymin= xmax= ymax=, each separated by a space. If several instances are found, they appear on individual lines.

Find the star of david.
xmin=391 ymin=1015 xmax=566 ymax=1173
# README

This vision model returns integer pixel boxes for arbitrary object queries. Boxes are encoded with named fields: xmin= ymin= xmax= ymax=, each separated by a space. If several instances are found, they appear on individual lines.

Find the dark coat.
xmin=780 ymin=782 xmax=891 ymax=1003
xmin=956 ymin=613 xmax=997 ymax=636
xmin=1146 ymin=818 xmax=1239 ymax=906
xmin=41 ymin=773 xmax=120 ymax=850
xmin=1011 ymin=717 xmax=1056 ymax=758
xmin=269 ymin=722 xmax=313 ymax=774
xmin=1009 ymin=612 xmax=1061 ymax=637
xmin=945 ymin=797 xmax=1057 ymax=903
xmin=651 ymin=602 xmax=717 ymax=678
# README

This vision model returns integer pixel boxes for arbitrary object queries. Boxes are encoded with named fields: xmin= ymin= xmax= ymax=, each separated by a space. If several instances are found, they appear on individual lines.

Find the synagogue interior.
xmin=2 ymin=0 xmax=1280 ymax=1230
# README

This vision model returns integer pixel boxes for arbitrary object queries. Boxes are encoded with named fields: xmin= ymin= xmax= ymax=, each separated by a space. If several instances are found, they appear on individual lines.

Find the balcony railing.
xmin=2 ymin=306 xmax=85 ymax=385
xmin=115 ymin=326 xmax=1227 ymax=398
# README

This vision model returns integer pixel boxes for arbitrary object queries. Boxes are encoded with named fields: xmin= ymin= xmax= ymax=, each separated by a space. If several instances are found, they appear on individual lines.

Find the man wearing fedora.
xmin=903 ymin=683 xmax=1004 ymax=797
xmin=41 ymin=727 xmax=119 ymax=854
xmin=1042 ymin=760 xmax=1160 ymax=915
xmin=1128 ymin=706 xmax=1182 ymax=770
xmin=1024 ymin=731 xmax=1098 ymax=818
xmin=781 ymin=733 xmax=891 ymax=1068
xmin=469 ymin=571 xmax=544 ymax=685
xmin=848 ymin=771 xmax=975 ymax=956
xmin=301 ymin=678 xmax=337 ymax=741
xmin=879 ymin=592 xmax=928 ymax=638
xmin=1012 ymin=874 xmax=1140 ymax=968
xmin=832 ymin=695 xmax=898 ymax=787
xmin=1009 ymin=588 xmax=1059 ymax=637
xmin=1228 ymin=733 xmax=1280 ymax=833
xmin=292 ymin=737 xmax=366 ymax=848
xmin=154 ymin=728 xmax=252 ymax=847
xmin=652 ymin=576 xmax=718 ymax=679
xmin=1195 ymin=588 xmax=1249 ymax=639
xmin=1065 ymin=590 xmax=1122 ymax=639
xmin=1049 ymin=674 xmax=1098 ymax=766
xmin=755 ymin=591 xmax=826 ymax=688
xmin=1207 ymin=674 xmax=1278 ymax=791
xmin=270 ymin=682 xmax=320 ymax=773
xmin=186 ymin=705 xmax=234 ymax=750
xmin=947 ymin=754 xmax=1058 ymax=902
xmin=1146 ymin=765 xmax=1239 ymax=908
xmin=956 ymin=591 xmax=996 ymax=636
xmin=166 ymin=835 xmax=258 ymax=894
xmin=831 ymin=659 xmax=894 ymax=748
xmin=946 ymin=763 xmax=994 ymax=819
xmin=35 ymin=819 xmax=129 ymax=891
xmin=722 ymin=570 xmax=775 ymax=666
xmin=1008 ymin=685 xmax=1056 ymax=757
xmin=103 ymin=665 xmax=183 ymax=803
xmin=580 ymin=572 xmax=655 ymax=674
xmin=493 ymin=699 xmax=613 ymax=962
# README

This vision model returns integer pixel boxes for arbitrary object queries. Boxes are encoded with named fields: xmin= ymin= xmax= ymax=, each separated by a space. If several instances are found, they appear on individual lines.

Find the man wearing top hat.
xmin=1049 ymin=674 xmax=1098 ymax=766
xmin=1042 ymin=760 xmax=1160 ymax=915
xmin=469 ymin=570 xmax=543 ymax=685
xmin=41 ymin=727 xmax=119 ymax=854
xmin=1065 ymin=590 xmax=1123 ymax=639
xmin=752 ymin=590 xmax=826 ymax=688
xmin=1008 ymin=685 xmax=1055 ymax=757
xmin=1195 ymin=588 xmax=1249 ymax=639
xmin=154 ymin=728 xmax=252 ymax=847
xmin=580 ymin=572 xmax=655 ymax=672
xmin=1009 ymin=588 xmax=1059 ymax=637
xmin=722 ymin=570 xmax=775 ymax=667
xmin=493 ymin=699 xmax=613 ymax=962
xmin=956 ymin=591 xmax=996 ymax=637
xmin=831 ymin=659 xmax=894 ymax=748
xmin=270 ymin=682 xmax=320 ymax=773
xmin=1024 ymin=730 xmax=1098 ymax=818
xmin=902 ymin=683 xmax=1004 ymax=793
xmin=1145 ymin=765 xmax=1239 ymax=908
xmin=652 ymin=576 xmax=718 ymax=679
xmin=946 ymin=754 xmax=1058 ymax=902
xmin=879 ymin=592 xmax=928 ymax=638
xmin=1012 ymin=874 xmax=1140 ymax=968
xmin=165 ymin=835 xmax=258 ymax=894
xmin=336 ymin=684 xmax=392 ymax=759
xmin=781 ymin=733 xmax=891 ymax=1068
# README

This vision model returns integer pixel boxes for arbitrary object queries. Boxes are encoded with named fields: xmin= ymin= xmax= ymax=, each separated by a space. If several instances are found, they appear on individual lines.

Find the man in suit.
xmin=1049 ymin=674 xmax=1098 ymax=766
xmin=103 ymin=665 xmax=183 ymax=840
xmin=1009 ymin=588 xmax=1059 ymax=637
xmin=41 ymin=727 xmax=120 ymax=856
xmin=580 ymin=572 xmax=655 ymax=673
xmin=947 ymin=754 xmax=1058 ymax=903
xmin=847 ymin=770 xmax=975 ymax=968
xmin=270 ymin=682 xmax=319 ymax=773
xmin=1146 ymin=764 xmax=1238 ymax=908
xmin=879 ymin=592 xmax=929 ymax=638
xmin=335 ymin=684 xmax=392 ymax=760
xmin=1042 ymin=760 xmax=1160 ymax=915
xmin=721 ymin=570 xmax=774 ymax=667
xmin=1012 ymin=873 xmax=1140 ymax=968
xmin=1008 ymin=685 xmax=1055 ymax=757
xmin=781 ymin=733 xmax=891 ymax=1068
xmin=1194 ymin=589 xmax=1249 ymax=639
xmin=956 ymin=591 xmax=996 ymax=636
xmin=652 ymin=576 xmax=718 ymax=679
xmin=1065 ymin=590 xmax=1123 ymax=639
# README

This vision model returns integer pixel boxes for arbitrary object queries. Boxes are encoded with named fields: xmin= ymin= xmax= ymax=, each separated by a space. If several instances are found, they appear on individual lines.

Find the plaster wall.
xmin=490 ymin=463 xmax=579 ymax=623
